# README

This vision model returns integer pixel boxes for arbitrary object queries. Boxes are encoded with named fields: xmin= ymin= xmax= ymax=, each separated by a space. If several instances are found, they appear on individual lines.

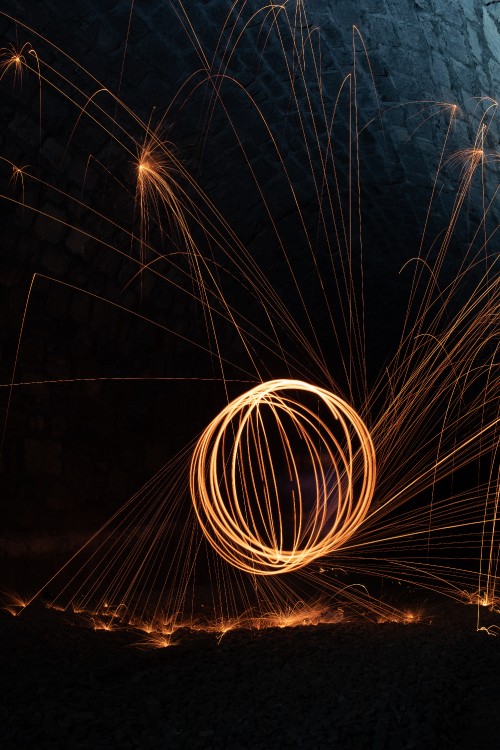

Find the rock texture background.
xmin=0 ymin=0 xmax=498 ymax=552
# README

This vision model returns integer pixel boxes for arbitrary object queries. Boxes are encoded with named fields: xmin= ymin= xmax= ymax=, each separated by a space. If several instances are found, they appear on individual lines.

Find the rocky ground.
xmin=0 ymin=600 xmax=499 ymax=749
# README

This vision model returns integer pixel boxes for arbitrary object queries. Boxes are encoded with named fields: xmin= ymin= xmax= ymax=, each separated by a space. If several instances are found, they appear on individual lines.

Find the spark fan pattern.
xmin=0 ymin=1 xmax=499 ymax=640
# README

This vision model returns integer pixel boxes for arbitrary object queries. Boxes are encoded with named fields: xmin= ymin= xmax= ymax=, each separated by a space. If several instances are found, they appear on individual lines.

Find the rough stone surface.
xmin=0 ymin=602 xmax=499 ymax=749
xmin=0 ymin=1 xmax=498 ymax=534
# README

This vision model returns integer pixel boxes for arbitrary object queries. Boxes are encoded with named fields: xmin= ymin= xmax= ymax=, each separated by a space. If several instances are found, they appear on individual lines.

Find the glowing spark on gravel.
xmin=0 ymin=591 xmax=29 ymax=616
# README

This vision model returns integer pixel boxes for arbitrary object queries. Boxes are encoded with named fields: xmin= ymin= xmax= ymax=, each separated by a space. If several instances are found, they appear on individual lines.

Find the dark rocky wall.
xmin=0 ymin=0 xmax=498 ymax=546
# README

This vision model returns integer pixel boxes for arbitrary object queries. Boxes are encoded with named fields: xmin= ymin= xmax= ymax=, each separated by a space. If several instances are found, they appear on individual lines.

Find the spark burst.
xmin=0 ymin=1 xmax=498 ymax=643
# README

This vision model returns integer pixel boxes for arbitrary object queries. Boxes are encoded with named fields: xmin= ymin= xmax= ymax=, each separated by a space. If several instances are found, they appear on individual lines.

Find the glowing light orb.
xmin=190 ymin=379 xmax=376 ymax=575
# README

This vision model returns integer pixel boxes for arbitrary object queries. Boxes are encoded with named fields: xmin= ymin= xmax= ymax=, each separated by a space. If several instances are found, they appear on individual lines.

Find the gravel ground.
xmin=0 ymin=602 xmax=499 ymax=750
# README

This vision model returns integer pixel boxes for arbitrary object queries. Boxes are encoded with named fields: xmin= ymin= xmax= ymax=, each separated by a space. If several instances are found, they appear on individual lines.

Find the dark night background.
xmin=0 ymin=2 xmax=499 ymax=749
xmin=0 ymin=0 xmax=498 ymax=558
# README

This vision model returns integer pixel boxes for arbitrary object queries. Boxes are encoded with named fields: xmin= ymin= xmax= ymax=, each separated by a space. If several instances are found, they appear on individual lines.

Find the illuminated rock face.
xmin=0 ymin=0 xmax=498 ymax=535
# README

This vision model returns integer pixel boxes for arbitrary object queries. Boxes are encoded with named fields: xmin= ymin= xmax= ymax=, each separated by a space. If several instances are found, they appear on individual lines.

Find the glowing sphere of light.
xmin=190 ymin=379 xmax=376 ymax=575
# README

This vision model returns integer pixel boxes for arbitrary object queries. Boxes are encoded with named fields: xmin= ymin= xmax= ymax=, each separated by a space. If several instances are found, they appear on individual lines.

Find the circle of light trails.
xmin=190 ymin=379 xmax=376 ymax=575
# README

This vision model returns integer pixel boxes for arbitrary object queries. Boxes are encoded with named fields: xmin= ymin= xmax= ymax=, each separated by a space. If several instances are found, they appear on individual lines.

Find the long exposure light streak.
xmin=0 ymin=1 xmax=498 ymax=641
xmin=190 ymin=379 xmax=375 ymax=574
